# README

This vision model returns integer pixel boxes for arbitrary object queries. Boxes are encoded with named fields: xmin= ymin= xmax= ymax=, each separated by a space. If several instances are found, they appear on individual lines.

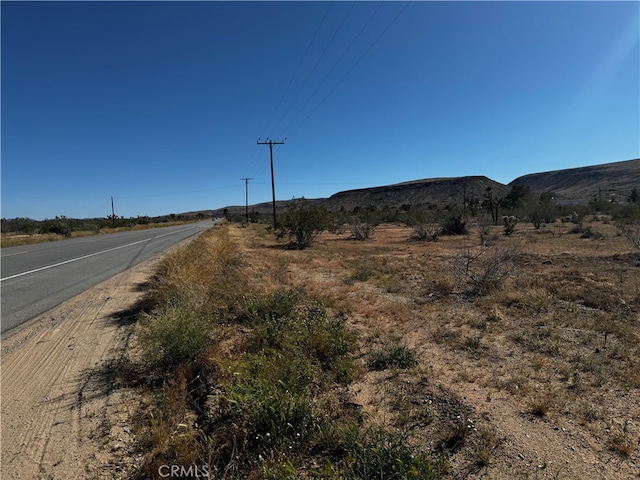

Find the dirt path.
xmin=1 ymin=258 xmax=157 ymax=479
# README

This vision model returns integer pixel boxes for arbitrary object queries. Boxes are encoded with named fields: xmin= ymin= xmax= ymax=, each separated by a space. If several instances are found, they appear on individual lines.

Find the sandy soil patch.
xmin=1 ymin=258 xmax=156 ymax=479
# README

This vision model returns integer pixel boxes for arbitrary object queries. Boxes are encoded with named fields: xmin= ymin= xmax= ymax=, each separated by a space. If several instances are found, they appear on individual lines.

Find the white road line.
xmin=0 ymin=227 xmax=194 ymax=282
xmin=0 ymin=251 xmax=28 ymax=258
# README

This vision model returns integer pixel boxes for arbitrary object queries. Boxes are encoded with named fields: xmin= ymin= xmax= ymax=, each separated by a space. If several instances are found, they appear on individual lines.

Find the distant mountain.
xmin=508 ymin=158 xmax=639 ymax=203
xmin=187 ymin=200 xmax=293 ymax=219
xmin=193 ymin=158 xmax=639 ymax=218
xmin=317 ymin=176 xmax=508 ymax=211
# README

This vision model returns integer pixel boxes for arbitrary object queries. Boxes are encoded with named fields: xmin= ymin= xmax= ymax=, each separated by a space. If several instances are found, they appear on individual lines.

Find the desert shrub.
xmin=1 ymin=217 xmax=39 ymax=234
xmin=350 ymin=216 xmax=375 ymax=240
xmin=134 ymin=365 xmax=203 ymax=478
xmin=451 ymin=244 xmax=521 ymax=295
xmin=277 ymin=198 xmax=331 ymax=249
xmin=617 ymin=222 xmax=640 ymax=249
xmin=368 ymin=345 xmax=418 ymax=371
xmin=44 ymin=220 xmax=72 ymax=237
xmin=411 ymin=222 xmax=442 ymax=241
xmin=442 ymin=215 xmax=467 ymax=235
xmin=76 ymin=222 xmax=100 ymax=233
xmin=528 ymin=191 xmax=557 ymax=228
xmin=475 ymin=215 xmax=493 ymax=245
xmin=405 ymin=210 xmax=442 ymax=241
xmin=137 ymin=301 xmax=211 ymax=371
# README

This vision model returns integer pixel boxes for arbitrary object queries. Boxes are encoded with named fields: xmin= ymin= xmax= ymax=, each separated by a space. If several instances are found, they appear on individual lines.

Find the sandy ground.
xmin=2 ymin=223 xmax=639 ymax=480
xmin=1 ymin=258 xmax=155 ymax=479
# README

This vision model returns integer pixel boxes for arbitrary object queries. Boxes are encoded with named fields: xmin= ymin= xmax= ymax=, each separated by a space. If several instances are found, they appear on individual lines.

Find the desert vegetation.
xmin=111 ymin=187 xmax=640 ymax=479
xmin=130 ymin=226 xmax=447 ymax=479
xmin=0 ymin=213 xmax=206 ymax=247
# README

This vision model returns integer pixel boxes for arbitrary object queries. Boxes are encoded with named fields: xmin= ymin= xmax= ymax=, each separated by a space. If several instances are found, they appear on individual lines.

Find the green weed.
xmin=368 ymin=345 xmax=418 ymax=371
xmin=137 ymin=301 xmax=211 ymax=371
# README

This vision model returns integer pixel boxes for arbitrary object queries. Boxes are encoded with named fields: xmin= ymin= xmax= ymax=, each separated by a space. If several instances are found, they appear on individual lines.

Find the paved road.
xmin=0 ymin=221 xmax=214 ymax=334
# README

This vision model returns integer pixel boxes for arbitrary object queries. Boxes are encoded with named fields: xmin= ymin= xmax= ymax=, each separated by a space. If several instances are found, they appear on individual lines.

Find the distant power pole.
xmin=111 ymin=196 xmax=115 ymax=220
xmin=257 ymin=138 xmax=286 ymax=228
xmin=240 ymin=177 xmax=253 ymax=225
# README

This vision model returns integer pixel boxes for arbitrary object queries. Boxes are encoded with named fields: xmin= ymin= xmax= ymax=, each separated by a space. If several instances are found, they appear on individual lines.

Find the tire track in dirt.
xmin=1 ymin=259 xmax=158 ymax=479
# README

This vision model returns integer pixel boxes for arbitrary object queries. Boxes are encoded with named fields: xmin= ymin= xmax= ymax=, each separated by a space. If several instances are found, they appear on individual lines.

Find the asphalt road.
xmin=0 ymin=221 xmax=214 ymax=334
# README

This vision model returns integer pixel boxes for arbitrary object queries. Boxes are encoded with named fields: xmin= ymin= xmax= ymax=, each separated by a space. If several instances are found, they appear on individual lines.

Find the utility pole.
xmin=240 ymin=177 xmax=253 ymax=226
xmin=111 ymin=196 xmax=115 ymax=223
xmin=256 ymin=138 xmax=285 ymax=229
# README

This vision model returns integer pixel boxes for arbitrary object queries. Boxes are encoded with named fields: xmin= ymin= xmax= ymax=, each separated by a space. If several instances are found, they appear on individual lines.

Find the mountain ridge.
xmin=197 ymin=158 xmax=639 ymax=217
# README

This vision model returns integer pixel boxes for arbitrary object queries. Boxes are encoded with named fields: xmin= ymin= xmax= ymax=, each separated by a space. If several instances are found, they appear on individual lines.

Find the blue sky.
xmin=2 ymin=1 xmax=639 ymax=220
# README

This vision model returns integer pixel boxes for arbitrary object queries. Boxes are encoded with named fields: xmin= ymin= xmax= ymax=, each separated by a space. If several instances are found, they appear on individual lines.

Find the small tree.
xmin=483 ymin=187 xmax=504 ymax=226
xmin=278 ymin=198 xmax=331 ymax=249
xmin=528 ymin=191 xmax=556 ymax=229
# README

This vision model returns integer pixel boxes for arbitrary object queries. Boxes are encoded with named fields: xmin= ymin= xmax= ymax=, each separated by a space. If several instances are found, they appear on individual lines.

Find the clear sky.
xmin=2 ymin=1 xmax=639 ymax=220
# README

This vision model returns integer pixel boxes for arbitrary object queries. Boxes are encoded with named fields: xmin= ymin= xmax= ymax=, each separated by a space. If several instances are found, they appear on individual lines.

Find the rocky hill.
xmin=197 ymin=158 xmax=638 ymax=217
xmin=318 ymin=176 xmax=508 ymax=211
xmin=508 ymin=158 xmax=639 ymax=203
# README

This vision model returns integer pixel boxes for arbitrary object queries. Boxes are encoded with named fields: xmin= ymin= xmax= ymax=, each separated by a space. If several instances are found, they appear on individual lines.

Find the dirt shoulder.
xmin=1 ymin=257 xmax=157 ymax=479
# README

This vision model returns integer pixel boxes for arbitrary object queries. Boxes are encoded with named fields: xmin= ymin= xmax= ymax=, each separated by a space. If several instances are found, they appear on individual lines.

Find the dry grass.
xmin=1 ymin=232 xmax=75 ymax=247
xmin=131 ymin=218 xmax=640 ymax=479
xmin=223 ymin=219 xmax=640 ymax=479
xmin=150 ymin=226 xmax=246 ymax=315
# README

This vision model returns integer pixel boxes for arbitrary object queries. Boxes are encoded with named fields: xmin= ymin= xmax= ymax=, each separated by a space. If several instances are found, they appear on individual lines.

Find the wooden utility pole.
xmin=256 ymin=138 xmax=285 ymax=228
xmin=240 ymin=177 xmax=253 ymax=225
xmin=111 ymin=196 xmax=115 ymax=224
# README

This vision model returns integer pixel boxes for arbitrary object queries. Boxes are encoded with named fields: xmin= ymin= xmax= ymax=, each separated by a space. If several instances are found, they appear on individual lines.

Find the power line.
xmin=259 ymin=2 xmax=334 ymax=139
xmin=270 ymin=1 xmax=357 ymax=137
xmin=244 ymin=142 xmax=264 ymax=182
xmin=286 ymin=1 xmax=412 ymax=139
xmin=246 ymin=4 xmax=334 ymax=181
xmin=114 ymin=184 xmax=239 ymax=200
xmin=278 ymin=1 xmax=384 ymax=138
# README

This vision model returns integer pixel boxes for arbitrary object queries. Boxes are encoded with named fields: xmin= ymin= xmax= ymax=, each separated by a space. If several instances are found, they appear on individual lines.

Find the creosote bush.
xmin=277 ymin=197 xmax=331 ymax=249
